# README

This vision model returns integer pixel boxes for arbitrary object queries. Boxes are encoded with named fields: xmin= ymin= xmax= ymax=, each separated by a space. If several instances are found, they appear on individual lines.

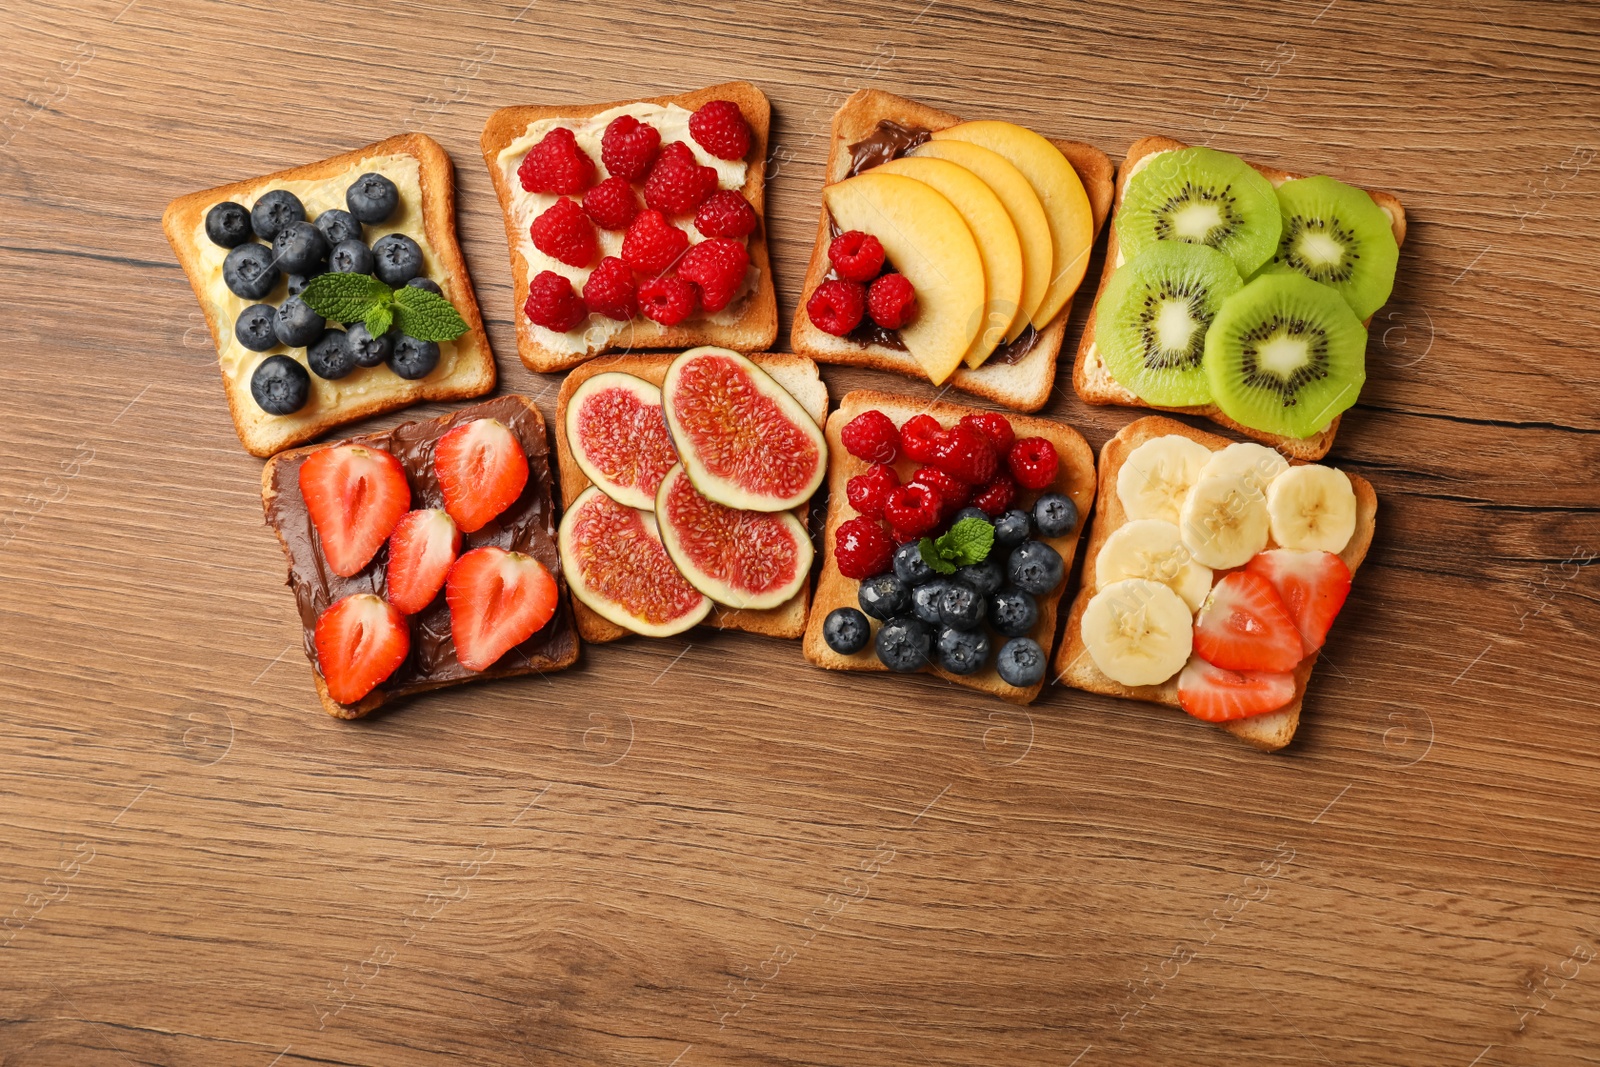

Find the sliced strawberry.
xmin=385 ymin=509 xmax=463 ymax=615
xmin=1177 ymin=655 xmax=1298 ymax=723
xmin=299 ymin=445 xmax=411 ymax=577
xmin=435 ymin=418 xmax=529 ymax=534
xmin=446 ymin=547 xmax=560 ymax=671
xmin=1193 ymin=570 xmax=1304 ymax=672
xmin=1246 ymin=549 xmax=1353 ymax=655
xmin=313 ymin=593 xmax=410 ymax=704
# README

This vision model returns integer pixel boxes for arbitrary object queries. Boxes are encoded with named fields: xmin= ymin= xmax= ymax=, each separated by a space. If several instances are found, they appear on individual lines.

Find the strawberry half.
xmin=313 ymin=593 xmax=410 ymax=704
xmin=1192 ymin=570 xmax=1304 ymax=672
xmin=299 ymin=445 xmax=411 ymax=577
xmin=446 ymin=547 xmax=560 ymax=672
xmin=1177 ymin=655 xmax=1298 ymax=723
xmin=385 ymin=509 xmax=462 ymax=615
xmin=1245 ymin=549 xmax=1353 ymax=655
xmin=435 ymin=419 xmax=529 ymax=534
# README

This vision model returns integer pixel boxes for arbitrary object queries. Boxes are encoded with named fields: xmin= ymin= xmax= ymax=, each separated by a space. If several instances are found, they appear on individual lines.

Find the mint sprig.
xmin=918 ymin=516 xmax=996 ymax=576
xmin=393 ymin=284 xmax=468 ymax=341
xmin=301 ymin=272 xmax=467 ymax=343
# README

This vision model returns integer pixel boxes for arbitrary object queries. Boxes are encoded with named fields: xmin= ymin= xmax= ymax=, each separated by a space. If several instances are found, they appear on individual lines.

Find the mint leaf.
xmin=918 ymin=537 xmax=957 ymax=575
xmin=363 ymin=303 xmax=394 ymax=339
xmin=942 ymin=516 xmax=996 ymax=567
xmin=393 ymin=285 xmax=468 ymax=342
xmin=302 ymin=273 xmax=389 ymax=323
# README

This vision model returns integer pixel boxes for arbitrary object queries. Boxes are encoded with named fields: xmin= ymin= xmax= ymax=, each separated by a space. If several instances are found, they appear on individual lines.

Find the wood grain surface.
xmin=2 ymin=1 xmax=1598 ymax=1064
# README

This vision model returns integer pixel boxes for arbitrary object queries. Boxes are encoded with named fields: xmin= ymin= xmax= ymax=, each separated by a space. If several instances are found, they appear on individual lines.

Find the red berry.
xmin=299 ymin=444 xmax=411 ymax=578
xmin=835 ymin=516 xmax=895 ymax=580
xmin=845 ymin=463 xmax=899 ymax=519
xmin=1178 ymin=657 xmax=1297 ymax=723
xmin=530 ymin=197 xmax=597 ymax=268
xmin=1193 ymin=570 xmax=1305 ymax=673
xmin=678 ymin=238 xmax=749 ymax=312
xmin=582 ymin=176 xmax=639 ymax=231
xmin=694 ymin=189 xmax=757 ymax=239
xmin=314 ymin=594 xmax=409 ymax=704
xmin=446 ymin=547 xmax=561 ymax=672
xmin=582 ymin=256 xmax=638 ymax=321
xmin=805 ymin=279 xmax=866 ymax=336
xmin=911 ymin=466 xmax=971 ymax=520
xmin=644 ymin=141 xmax=718 ymax=215
xmin=828 ymin=230 xmax=886 ymax=282
xmin=435 ymin=417 xmax=530 ymax=534
xmin=638 ymin=273 xmax=700 ymax=326
xmin=600 ymin=113 xmax=660 ymax=183
xmin=1008 ymin=437 xmax=1060 ymax=491
xmin=517 ymin=126 xmax=595 ymax=195
xmin=1245 ymin=549 xmax=1353 ymax=655
xmin=688 ymin=99 xmax=751 ymax=161
xmin=899 ymin=413 xmax=945 ymax=463
xmin=959 ymin=411 xmax=1015 ymax=455
xmin=523 ymin=270 xmax=586 ymax=332
xmin=840 ymin=409 xmax=901 ymax=464
xmin=386 ymin=508 xmax=462 ymax=615
xmin=621 ymin=210 xmax=689 ymax=274
xmin=932 ymin=424 xmax=998 ymax=485
xmin=883 ymin=482 xmax=943 ymax=541
xmin=970 ymin=473 xmax=1016 ymax=516
xmin=867 ymin=273 xmax=916 ymax=329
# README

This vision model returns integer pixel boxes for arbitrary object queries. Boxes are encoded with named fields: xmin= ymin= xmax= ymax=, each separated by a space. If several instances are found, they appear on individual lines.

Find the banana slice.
xmin=1081 ymin=578 xmax=1194 ymax=687
xmin=1116 ymin=435 xmax=1212 ymax=523
xmin=1266 ymin=465 xmax=1357 ymax=553
xmin=1179 ymin=474 xmax=1270 ymax=569
xmin=1198 ymin=442 xmax=1288 ymax=494
xmin=1095 ymin=519 xmax=1213 ymax=613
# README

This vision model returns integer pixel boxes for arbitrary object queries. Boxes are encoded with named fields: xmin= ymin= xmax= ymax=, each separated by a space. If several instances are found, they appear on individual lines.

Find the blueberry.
xmin=893 ymin=541 xmax=935 ymax=586
xmin=956 ymin=556 xmax=1004 ymax=597
xmin=1033 ymin=492 xmax=1079 ymax=538
xmin=952 ymin=506 xmax=989 ymax=526
xmin=822 ymin=607 xmax=871 ymax=655
xmin=992 ymin=508 xmax=1032 ymax=549
xmin=273 ymin=220 xmax=328 ymax=276
xmin=250 ymin=189 xmax=305 ymax=241
xmin=346 ymin=323 xmax=392 ymax=368
xmin=937 ymin=626 xmax=991 ymax=676
xmin=314 ymin=208 xmax=364 ymax=246
xmin=233 ymin=303 xmax=278 ymax=351
xmin=388 ymin=335 xmax=439 ymax=380
xmin=346 ymin=172 xmax=399 ymax=223
xmin=286 ymin=272 xmax=320 ymax=297
xmin=995 ymin=636 xmax=1046 ymax=688
xmin=1008 ymin=540 xmax=1065 ymax=596
xmin=874 ymin=616 xmax=930 ymax=673
xmin=858 ymin=573 xmax=910 ymax=621
xmin=372 ymin=233 xmax=424 ymax=286
xmin=989 ymin=587 xmax=1039 ymax=638
xmin=405 ymin=277 xmax=442 ymax=295
xmin=937 ymin=581 xmax=984 ymax=631
xmin=250 ymin=355 xmax=310 ymax=415
xmin=205 ymin=202 xmax=252 ymax=248
xmin=306 ymin=329 xmax=355 ymax=380
xmin=328 ymin=238 xmax=374 ymax=275
xmin=274 ymin=295 xmax=326 ymax=348
xmin=221 ymin=242 xmax=279 ymax=300
xmin=910 ymin=578 xmax=950 ymax=625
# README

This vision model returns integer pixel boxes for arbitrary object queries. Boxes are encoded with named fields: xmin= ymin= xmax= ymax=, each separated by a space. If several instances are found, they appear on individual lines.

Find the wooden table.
xmin=3 ymin=1 xmax=1597 ymax=1063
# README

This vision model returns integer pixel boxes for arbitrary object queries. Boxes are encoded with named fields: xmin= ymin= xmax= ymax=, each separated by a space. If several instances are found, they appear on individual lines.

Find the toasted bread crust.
xmin=1051 ymin=415 xmax=1379 ymax=751
xmin=480 ymin=83 xmax=778 ymax=374
xmin=1071 ymin=135 xmax=1409 ymax=461
xmin=789 ymin=89 xmax=1116 ymax=412
xmin=163 ymin=133 xmax=496 ymax=458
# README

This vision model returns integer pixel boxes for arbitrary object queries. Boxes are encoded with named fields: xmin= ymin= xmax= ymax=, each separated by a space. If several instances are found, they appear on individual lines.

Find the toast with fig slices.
xmin=481 ymin=82 xmax=778 ymax=374
xmin=1053 ymin=415 xmax=1378 ymax=751
xmin=789 ymin=89 xmax=1115 ymax=412
xmin=1072 ymin=135 xmax=1408 ymax=461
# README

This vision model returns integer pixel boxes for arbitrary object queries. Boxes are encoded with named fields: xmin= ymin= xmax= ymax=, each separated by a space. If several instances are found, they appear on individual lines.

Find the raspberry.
xmin=582 ymin=256 xmax=637 ymax=321
xmin=828 ymin=230 xmax=886 ymax=283
xmin=530 ymin=197 xmax=597 ymax=268
xmin=688 ymin=99 xmax=751 ymax=161
xmin=1008 ymin=437 xmax=1060 ymax=491
xmin=959 ymin=412 xmax=1015 ymax=455
xmin=883 ymin=483 xmax=943 ymax=541
xmin=932 ymin=425 xmax=998 ymax=485
xmin=899 ymin=414 xmax=945 ymax=464
xmin=678 ymin=238 xmax=749 ymax=312
xmin=517 ymin=127 xmax=595 ymax=195
xmin=644 ymin=141 xmax=718 ymax=215
xmin=582 ymin=176 xmax=639 ymax=231
xmin=694 ymin=189 xmax=757 ymax=239
xmin=867 ymin=273 xmax=916 ymax=329
xmin=840 ymin=409 xmax=901 ymax=464
xmin=621 ymin=210 xmax=689 ymax=274
xmin=805 ymin=279 xmax=865 ymax=336
xmin=845 ymin=463 xmax=899 ymax=519
xmin=638 ymin=273 xmax=699 ymax=326
xmin=970 ymin=473 xmax=1016 ymax=516
xmin=835 ymin=516 xmax=895 ymax=580
xmin=600 ymin=114 xmax=659 ymax=183
xmin=911 ymin=466 xmax=971 ymax=519
xmin=524 ymin=270 xmax=586 ymax=332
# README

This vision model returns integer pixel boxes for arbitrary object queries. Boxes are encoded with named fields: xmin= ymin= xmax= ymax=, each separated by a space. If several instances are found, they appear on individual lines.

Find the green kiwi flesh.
xmin=1116 ymin=146 xmax=1283 ymax=276
xmin=1259 ymin=175 xmax=1399 ymax=320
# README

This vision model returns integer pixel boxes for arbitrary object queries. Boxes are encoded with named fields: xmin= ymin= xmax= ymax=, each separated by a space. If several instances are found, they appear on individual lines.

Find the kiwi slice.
xmin=1259 ymin=175 xmax=1399 ymax=320
xmin=1203 ymin=273 xmax=1367 ymax=439
xmin=1116 ymin=147 xmax=1282 ymax=276
xmin=1095 ymin=242 xmax=1244 ymax=407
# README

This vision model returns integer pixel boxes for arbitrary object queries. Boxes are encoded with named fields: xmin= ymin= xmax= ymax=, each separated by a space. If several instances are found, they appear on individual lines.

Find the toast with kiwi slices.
xmin=1073 ymin=136 xmax=1407 ymax=461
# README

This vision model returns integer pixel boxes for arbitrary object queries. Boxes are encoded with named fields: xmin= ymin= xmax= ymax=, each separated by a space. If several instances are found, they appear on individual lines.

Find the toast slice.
xmin=803 ymin=390 xmax=1096 ymax=704
xmin=1072 ymin=135 xmax=1409 ymax=461
xmin=789 ymin=89 xmax=1115 ymax=412
xmin=261 ymin=395 xmax=579 ymax=719
xmin=553 ymin=352 xmax=828 ymax=643
xmin=1053 ymin=415 xmax=1378 ymax=751
xmin=163 ymin=133 xmax=496 ymax=458
xmin=481 ymin=82 xmax=778 ymax=374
